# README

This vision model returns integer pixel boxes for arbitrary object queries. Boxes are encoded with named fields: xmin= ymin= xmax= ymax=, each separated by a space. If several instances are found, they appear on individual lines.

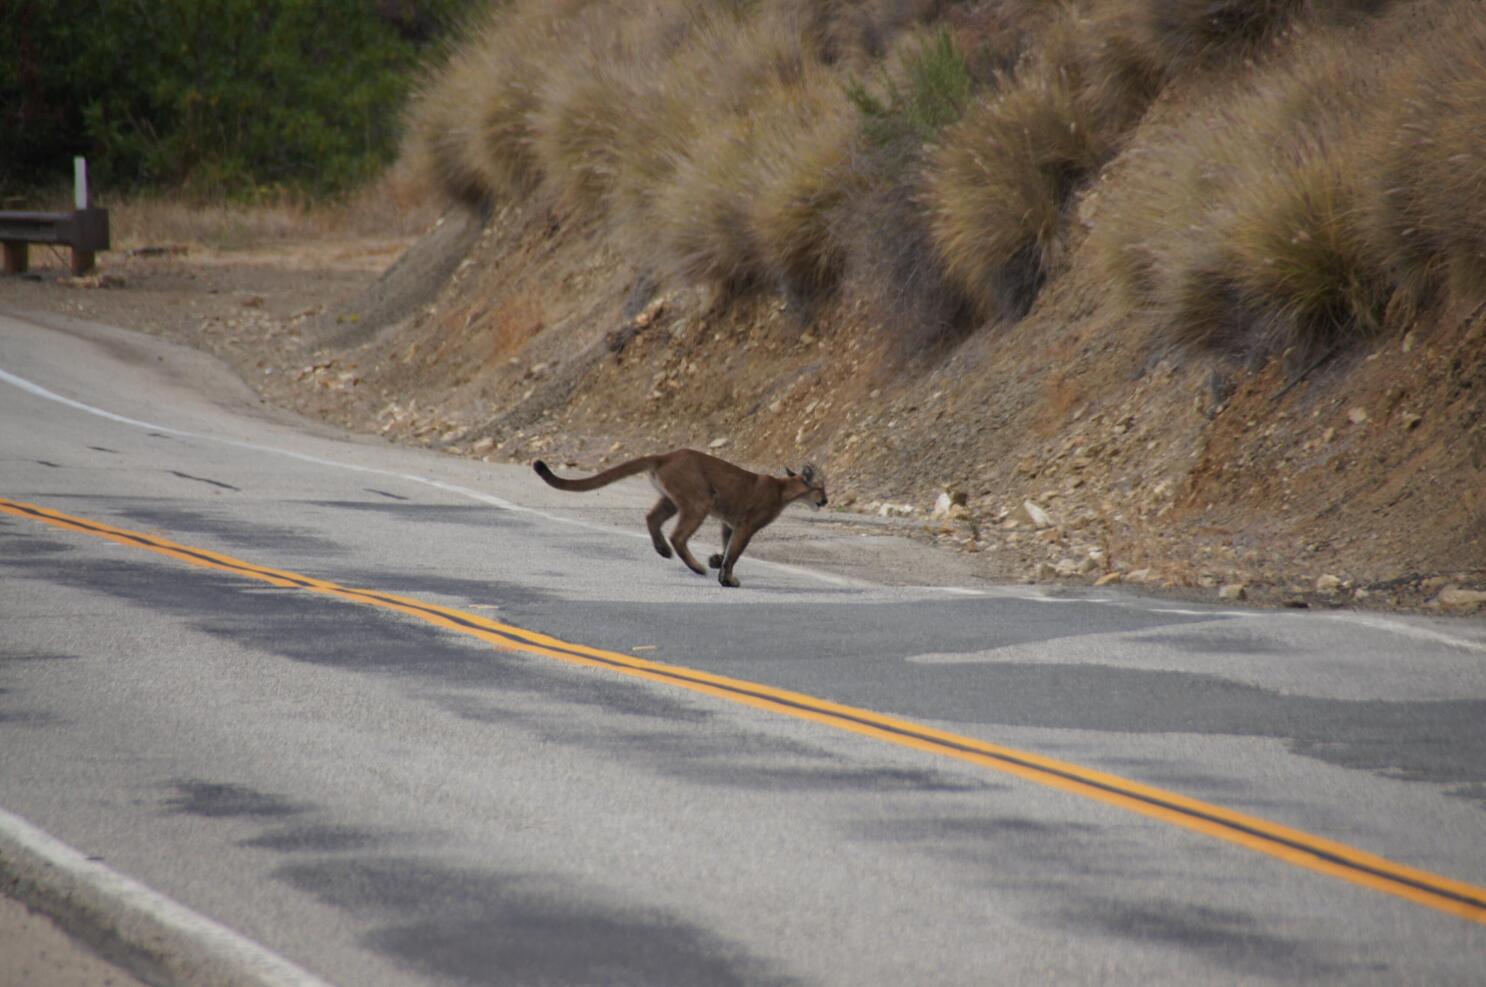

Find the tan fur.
xmin=534 ymin=450 xmax=827 ymax=587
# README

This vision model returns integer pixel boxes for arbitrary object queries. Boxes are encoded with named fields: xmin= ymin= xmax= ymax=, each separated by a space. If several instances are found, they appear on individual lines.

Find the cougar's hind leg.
xmin=646 ymin=498 xmax=677 ymax=558
xmin=709 ymin=525 xmax=733 ymax=569
xmin=668 ymin=508 xmax=710 ymax=575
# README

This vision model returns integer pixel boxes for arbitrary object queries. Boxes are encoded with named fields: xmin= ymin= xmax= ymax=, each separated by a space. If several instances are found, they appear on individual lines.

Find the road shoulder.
xmin=0 ymin=890 xmax=148 ymax=987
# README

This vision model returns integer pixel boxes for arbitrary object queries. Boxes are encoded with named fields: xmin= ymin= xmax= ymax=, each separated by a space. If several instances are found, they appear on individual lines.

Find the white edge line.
xmin=0 ymin=805 xmax=334 ymax=987
xmin=0 ymin=364 xmax=862 ymax=587
xmin=0 ymin=365 xmax=191 ymax=436
xmin=1322 ymin=612 xmax=1486 ymax=655
xmin=10 ymin=362 xmax=1486 ymax=648
xmin=1149 ymin=607 xmax=1263 ymax=619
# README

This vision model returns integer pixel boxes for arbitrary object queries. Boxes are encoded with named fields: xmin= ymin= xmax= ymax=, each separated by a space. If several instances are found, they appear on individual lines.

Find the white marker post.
xmin=74 ymin=156 xmax=89 ymax=210
xmin=69 ymin=156 xmax=108 ymax=275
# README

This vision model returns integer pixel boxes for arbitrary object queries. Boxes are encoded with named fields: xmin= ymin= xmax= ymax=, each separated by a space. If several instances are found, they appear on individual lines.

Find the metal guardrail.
xmin=1 ymin=157 xmax=111 ymax=276
xmin=0 ymin=208 xmax=111 ymax=276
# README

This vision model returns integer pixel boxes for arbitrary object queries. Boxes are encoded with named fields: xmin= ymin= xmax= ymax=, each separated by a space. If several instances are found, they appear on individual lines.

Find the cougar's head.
xmin=786 ymin=464 xmax=828 ymax=509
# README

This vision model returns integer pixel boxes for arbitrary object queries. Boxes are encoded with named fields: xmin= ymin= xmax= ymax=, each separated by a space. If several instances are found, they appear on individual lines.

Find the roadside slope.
xmin=320 ymin=0 xmax=1484 ymax=610
xmin=3 ymin=0 xmax=1482 ymax=613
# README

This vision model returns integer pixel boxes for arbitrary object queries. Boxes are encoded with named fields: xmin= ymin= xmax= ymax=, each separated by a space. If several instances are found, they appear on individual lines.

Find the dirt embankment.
xmin=4 ymin=187 xmax=1481 ymax=614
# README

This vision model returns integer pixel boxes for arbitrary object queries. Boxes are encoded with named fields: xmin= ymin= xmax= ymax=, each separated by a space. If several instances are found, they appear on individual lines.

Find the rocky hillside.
xmin=291 ymin=0 xmax=1484 ymax=612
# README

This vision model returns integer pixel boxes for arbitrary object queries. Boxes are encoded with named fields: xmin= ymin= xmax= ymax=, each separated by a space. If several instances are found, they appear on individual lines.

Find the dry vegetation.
xmin=407 ymin=0 xmax=1486 ymax=363
xmin=80 ymin=161 xmax=441 ymax=251
xmin=38 ymin=0 xmax=1474 ymax=607
xmin=361 ymin=0 xmax=1486 ymax=600
xmin=1370 ymin=6 xmax=1486 ymax=315
xmin=1095 ymin=6 xmax=1486 ymax=368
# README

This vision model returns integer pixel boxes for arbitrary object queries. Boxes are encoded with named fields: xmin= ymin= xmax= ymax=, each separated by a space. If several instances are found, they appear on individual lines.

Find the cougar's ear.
xmin=785 ymin=467 xmax=797 ymax=477
xmin=801 ymin=465 xmax=815 ymax=483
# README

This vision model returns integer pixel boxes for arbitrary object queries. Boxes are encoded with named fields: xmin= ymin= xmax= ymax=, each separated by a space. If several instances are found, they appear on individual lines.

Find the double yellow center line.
xmin=4 ymin=496 xmax=1484 ymax=925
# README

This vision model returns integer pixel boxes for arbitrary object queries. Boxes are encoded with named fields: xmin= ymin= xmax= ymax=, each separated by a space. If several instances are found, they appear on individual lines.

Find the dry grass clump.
xmin=923 ymin=62 xmax=1106 ymax=321
xmin=675 ymin=7 xmax=815 ymax=112
xmin=530 ymin=3 xmax=676 ymax=213
xmin=1142 ymin=0 xmax=1309 ymax=68
xmin=404 ymin=0 xmax=1469 ymax=365
xmin=1135 ymin=0 xmax=1383 ymax=72
xmin=773 ymin=0 xmax=951 ymax=66
xmin=1368 ymin=8 xmax=1486 ymax=312
xmin=915 ymin=0 xmax=1178 ymax=327
xmin=404 ymin=33 xmax=501 ymax=206
xmin=1096 ymin=120 xmax=1245 ymax=317
xmin=749 ymin=87 xmax=864 ymax=299
xmin=647 ymin=62 xmax=861 ymax=297
xmin=407 ymin=1 xmax=608 ymax=207
xmin=530 ymin=60 xmax=637 ymax=211
xmin=409 ymin=0 xmax=1152 ymax=325
xmin=604 ymin=85 xmax=703 ymax=236
xmin=406 ymin=0 xmax=946 ymax=221
xmin=651 ymin=114 xmax=770 ymax=291
xmin=1098 ymin=4 xmax=1486 ymax=366
xmin=1220 ymin=129 xmax=1387 ymax=358
xmin=639 ymin=12 xmax=862 ymax=294
xmin=1060 ymin=1 xmax=1166 ymax=133
xmin=1095 ymin=32 xmax=1397 ymax=361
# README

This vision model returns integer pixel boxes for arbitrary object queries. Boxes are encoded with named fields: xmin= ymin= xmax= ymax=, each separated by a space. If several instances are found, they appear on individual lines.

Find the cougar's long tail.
xmin=533 ymin=456 xmax=657 ymax=492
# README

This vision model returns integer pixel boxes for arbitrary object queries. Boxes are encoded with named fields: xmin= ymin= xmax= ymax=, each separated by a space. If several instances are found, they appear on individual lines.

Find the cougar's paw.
xmin=719 ymin=572 xmax=741 ymax=588
xmin=653 ymin=542 xmax=673 ymax=559
xmin=708 ymin=553 xmax=723 ymax=569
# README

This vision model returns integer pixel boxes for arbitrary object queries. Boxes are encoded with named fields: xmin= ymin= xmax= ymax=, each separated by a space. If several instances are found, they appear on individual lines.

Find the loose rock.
xmin=1315 ymin=574 xmax=1344 ymax=594
xmin=1018 ymin=499 xmax=1054 ymax=529
xmin=1435 ymin=586 xmax=1486 ymax=610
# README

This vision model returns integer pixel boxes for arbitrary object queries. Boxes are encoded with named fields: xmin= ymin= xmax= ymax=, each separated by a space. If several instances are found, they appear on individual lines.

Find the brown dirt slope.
xmin=310 ymin=183 xmax=1481 ymax=612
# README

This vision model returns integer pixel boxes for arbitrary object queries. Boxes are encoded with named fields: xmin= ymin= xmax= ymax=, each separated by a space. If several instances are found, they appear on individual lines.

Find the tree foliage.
xmin=1 ymin=0 xmax=474 ymax=198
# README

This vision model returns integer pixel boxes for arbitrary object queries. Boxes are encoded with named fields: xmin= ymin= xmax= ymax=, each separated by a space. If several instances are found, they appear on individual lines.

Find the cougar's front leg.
xmin=717 ymin=524 xmax=756 ymax=588
xmin=646 ymin=497 xmax=677 ymax=558
xmin=709 ymin=525 xmax=733 ymax=569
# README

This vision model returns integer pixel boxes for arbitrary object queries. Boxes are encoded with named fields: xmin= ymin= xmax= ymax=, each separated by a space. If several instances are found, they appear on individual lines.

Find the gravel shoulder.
xmin=0 ymin=893 xmax=148 ymax=987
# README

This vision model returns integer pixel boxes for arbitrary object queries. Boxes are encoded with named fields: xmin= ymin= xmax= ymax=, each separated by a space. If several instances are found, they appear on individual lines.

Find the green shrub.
xmin=2 ymin=0 xmax=475 ymax=198
xmin=846 ymin=28 xmax=972 ymax=153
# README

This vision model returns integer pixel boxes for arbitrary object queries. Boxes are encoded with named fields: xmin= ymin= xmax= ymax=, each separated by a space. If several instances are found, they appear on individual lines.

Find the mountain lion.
xmin=533 ymin=450 xmax=827 ymax=587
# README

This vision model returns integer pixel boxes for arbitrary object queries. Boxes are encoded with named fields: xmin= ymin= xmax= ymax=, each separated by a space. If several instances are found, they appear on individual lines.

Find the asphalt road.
xmin=1 ymin=307 xmax=1484 ymax=985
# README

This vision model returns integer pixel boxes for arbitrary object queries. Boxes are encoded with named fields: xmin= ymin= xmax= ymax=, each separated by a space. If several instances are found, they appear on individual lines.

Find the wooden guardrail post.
xmin=1 ymin=241 xmax=26 ymax=276
xmin=0 ymin=158 xmax=110 ymax=275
